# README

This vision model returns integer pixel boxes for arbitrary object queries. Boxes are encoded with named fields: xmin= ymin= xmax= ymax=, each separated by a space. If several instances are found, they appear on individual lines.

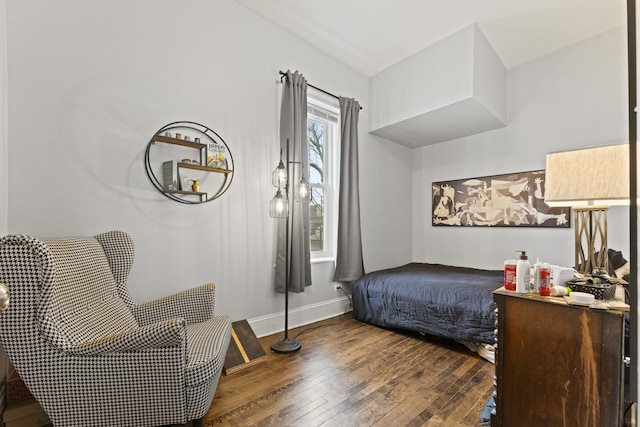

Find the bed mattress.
xmin=352 ymin=263 xmax=503 ymax=344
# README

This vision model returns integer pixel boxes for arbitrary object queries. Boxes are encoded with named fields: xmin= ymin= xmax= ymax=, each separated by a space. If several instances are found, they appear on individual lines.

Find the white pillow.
xmin=615 ymin=262 xmax=631 ymax=279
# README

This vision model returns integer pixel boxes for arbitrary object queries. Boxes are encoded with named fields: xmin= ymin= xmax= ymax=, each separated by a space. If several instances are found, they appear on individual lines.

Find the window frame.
xmin=307 ymin=93 xmax=340 ymax=261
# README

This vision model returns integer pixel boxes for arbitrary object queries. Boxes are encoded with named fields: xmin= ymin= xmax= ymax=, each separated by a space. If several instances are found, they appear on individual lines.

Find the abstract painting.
xmin=432 ymin=170 xmax=570 ymax=227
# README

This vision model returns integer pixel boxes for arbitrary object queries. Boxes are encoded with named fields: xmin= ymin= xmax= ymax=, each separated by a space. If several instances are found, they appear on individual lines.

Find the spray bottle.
xmin=533 ymin=258 xmax=542 ymax=294
xmin=539 ymin=262 xmax=551 ymax=296
xmin=515 ymin=251 xmax=530 ymax=293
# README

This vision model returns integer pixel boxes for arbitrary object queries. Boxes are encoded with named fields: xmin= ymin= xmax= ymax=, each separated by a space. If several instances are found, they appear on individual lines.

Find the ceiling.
xmin=233 ymin=0 xmax=626 ymax=76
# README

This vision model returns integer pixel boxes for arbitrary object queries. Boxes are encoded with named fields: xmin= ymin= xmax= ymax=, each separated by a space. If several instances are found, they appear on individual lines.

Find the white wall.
xmin=368 ymin=25 xmax=507 ymax=148
xmin=369 ymin=25 xmax=474 ymax=132
xmin=7 ymin=0 xmax=626 ymax=338
xmin=0 ymin=0 xmax=6 ymax=237
xmin=412 ymin=27 xmax=630 ymax=270
xmin=4 ymin=0 xmax=413 ymax=333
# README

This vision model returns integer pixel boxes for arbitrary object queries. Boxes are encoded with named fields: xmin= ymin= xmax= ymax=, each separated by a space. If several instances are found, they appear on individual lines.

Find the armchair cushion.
xmin=185 ymin=315 xmax=233 ymax=419
xmin=41 ymin=237 xmax=138 ymax=347
xmin=185 ymin=316 xmax=230 ymax=387
xmin=67 ymin=318 xmax=186 ymax=355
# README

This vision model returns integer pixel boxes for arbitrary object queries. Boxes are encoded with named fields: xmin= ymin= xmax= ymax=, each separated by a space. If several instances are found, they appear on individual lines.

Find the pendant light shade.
xmin=295 ymin=176 xmax=310 ymax=202
xmin=270 ymin=189 xmax=288 ymax=218
xmin=272 ymin=160 xmax=287 ymax=189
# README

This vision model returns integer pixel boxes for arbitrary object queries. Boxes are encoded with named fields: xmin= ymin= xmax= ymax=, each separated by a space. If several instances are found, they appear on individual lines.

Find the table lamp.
xmin=545 ymin=143 xmax=629 ymax=274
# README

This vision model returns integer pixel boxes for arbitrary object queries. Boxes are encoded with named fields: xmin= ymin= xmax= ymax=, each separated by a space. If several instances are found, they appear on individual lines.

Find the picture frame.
xmin=432 ymin=169 xmax=570 ymax=227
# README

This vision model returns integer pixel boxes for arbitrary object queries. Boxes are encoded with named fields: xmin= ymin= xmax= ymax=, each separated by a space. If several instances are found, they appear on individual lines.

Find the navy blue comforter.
xmin=352 ymin=263 xmax=503 ymax=344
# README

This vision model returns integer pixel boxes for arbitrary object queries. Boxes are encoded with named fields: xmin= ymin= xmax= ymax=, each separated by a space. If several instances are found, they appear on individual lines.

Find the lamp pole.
xmin=270 ymin=139 xmax=307 ymax=353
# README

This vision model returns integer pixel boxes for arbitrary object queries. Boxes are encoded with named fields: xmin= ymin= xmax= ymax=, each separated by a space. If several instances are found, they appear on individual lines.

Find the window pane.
xmin=307 ymin=98 xmax=338 ymax=257
xmin=310 ymin=186 xmax=324 ymax=252
xmin=308 ymin=119 xmax=324 ymax=185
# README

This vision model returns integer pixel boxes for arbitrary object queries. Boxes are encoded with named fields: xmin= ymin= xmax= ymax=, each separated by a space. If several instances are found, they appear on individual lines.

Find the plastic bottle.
xmin=515 ymin=250 xmax=530 ymax=293
xmin=533 ymin=258 xmax=542 ymax=294
xmin=504 ymin=259 xmax=517 ymax=291
xmin=539 ymin=262 xmax=551 ymax=296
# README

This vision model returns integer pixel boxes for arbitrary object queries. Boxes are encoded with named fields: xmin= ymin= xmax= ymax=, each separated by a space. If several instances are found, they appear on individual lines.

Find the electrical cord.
xmin=291 ymin=285 xmax=354 ymax=339
xmin=339 ymin=286 xmax=354 ymax=312
xmin=292 ymin=314 xmax=349 ymax=339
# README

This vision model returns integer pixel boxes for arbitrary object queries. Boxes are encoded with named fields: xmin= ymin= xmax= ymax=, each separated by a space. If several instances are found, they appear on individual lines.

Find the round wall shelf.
xmin=144 ymin=121 xmax=234 ymax=204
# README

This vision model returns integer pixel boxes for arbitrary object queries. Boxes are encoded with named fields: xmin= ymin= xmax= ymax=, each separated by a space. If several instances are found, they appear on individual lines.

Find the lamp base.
xmin=271 ymin=337 xmax=301 ymax=353
xmin=573 ymin=206 xmax=609 ymax=274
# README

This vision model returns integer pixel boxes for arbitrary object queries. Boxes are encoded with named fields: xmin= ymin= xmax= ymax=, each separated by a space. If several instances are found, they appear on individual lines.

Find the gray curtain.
xmin=333 ymin=97 xmax=365 ymax=282
xmin=275 ymin=70 xmax=311 ymax=293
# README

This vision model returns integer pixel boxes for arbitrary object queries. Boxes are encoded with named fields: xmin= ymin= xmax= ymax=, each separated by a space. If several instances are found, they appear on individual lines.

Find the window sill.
xmin=311 ymin=257 xmax=335 ymax=265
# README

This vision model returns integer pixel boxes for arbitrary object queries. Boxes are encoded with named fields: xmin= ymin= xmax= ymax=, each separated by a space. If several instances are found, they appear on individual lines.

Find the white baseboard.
xmin=248 ymin=296 xmax=351 ymax=338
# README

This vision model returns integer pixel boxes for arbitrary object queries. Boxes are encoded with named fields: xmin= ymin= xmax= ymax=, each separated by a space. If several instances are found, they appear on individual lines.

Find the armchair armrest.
xmin=67 ymin=318 xmax=186 ymax=355
xmin=132 ymin=283 xmax=216 ymax=326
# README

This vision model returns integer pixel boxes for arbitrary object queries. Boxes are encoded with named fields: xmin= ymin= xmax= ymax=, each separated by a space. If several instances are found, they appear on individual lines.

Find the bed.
xmin=352 ymin=263 xmax=504 ymax=346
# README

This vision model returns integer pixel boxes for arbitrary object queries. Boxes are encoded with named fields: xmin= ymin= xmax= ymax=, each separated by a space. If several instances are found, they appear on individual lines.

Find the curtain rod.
xmin=279 ymin=71 xmax=362 ymax=110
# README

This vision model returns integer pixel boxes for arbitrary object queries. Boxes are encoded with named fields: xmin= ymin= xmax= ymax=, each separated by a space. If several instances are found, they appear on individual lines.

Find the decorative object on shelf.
xmin=180 ymin=158 xmax=200 ymax=165
xmin=432 ymin=170 xmax=570 ymax=227
xmin=268 ymin=139 xmax=310 ymax=353
xmin=207 ymin=142 xmax=228 ymax=169
xmin=145 ymin=121 xmax=234 ymax=204
xmin=162 ymin=160 xmax=179 ymax=191
xmin=545 ymin=143 xmax=629 ymax=273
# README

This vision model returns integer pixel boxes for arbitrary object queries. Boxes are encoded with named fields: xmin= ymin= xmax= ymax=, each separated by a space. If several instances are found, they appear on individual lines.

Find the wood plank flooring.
xmin=202 ymin=314 xmax=494 ymax=427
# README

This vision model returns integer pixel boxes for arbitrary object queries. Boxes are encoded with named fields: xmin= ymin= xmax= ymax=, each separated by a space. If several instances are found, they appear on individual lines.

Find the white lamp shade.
xmin=544 ymin=143 xmax=630 ymax=207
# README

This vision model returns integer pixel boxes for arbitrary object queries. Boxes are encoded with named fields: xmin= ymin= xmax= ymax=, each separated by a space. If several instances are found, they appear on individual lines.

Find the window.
xmin=307 ymin=96 xmax=339 ymax=259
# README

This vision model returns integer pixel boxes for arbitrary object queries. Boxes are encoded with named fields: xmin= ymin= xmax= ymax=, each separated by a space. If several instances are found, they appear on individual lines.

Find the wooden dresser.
xmin=492 ymin=288 xmax=625 ymax=427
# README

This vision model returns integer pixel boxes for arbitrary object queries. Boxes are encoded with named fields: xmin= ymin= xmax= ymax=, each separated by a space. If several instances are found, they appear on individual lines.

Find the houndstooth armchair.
xmin=0 ymin=230 xmax=232 ymax=426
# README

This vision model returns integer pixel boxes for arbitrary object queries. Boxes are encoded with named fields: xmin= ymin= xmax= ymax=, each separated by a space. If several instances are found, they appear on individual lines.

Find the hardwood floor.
xmin=202 ymin=314 xmax=494 ymax=426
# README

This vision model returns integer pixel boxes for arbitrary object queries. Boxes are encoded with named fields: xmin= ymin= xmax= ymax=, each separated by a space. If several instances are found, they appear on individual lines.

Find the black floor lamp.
xmin=269 ymin=139 xmax=309 ymax=353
